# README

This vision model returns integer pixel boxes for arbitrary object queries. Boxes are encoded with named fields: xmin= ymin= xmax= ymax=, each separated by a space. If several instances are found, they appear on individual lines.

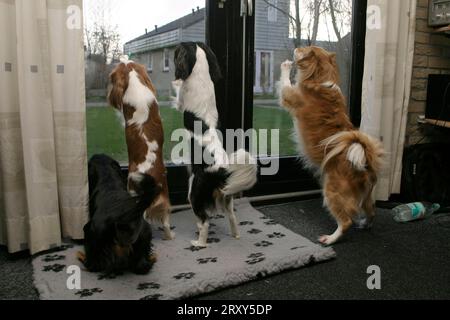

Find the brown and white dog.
xmin=279 ymin=46 xmax=384 ymax=245
xmin=108 ymin=58 xmax=174 ymax=240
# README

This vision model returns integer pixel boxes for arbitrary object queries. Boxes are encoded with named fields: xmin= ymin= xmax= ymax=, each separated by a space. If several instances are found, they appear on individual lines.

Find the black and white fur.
xmin=173 ymin=42 xmax=258 ymax=247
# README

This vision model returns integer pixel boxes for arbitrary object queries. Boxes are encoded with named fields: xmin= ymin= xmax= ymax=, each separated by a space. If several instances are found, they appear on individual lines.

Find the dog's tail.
xmin=320 ymin=131 xmax=384 ymax=173
xmin=126 ymin=172 xmax=162 ymax=217
xmin=221 ymin=149 xmax=258 ymax=196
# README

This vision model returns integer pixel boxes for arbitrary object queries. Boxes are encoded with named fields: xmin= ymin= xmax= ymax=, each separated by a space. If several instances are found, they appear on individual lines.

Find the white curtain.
xmin=0 ymin=0 xmax=88 ymax=254
xmin=361 ymin=0 xmax=417 ymax=201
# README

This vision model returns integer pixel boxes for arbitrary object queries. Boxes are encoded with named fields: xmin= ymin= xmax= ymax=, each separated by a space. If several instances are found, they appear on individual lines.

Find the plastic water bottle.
xmin=392 ymin=202 xmax=440 ymax=222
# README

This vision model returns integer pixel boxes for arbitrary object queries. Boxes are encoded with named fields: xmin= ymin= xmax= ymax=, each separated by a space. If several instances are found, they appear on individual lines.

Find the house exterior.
xmin=123 ymin=1 xmax=351 ymax=98
xmin=124 ymin=1 xmax=291 ymax=96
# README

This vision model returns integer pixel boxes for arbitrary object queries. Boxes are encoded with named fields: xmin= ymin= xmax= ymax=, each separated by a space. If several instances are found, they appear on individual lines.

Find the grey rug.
xmin=32 ymin=199 xmax=335 ymax=300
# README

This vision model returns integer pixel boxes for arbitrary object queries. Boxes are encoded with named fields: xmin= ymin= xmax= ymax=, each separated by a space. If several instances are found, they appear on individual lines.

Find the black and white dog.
xmin=172 ymin=42 xmax=258 ymax=248
xmin=80 ymin=154 xmax=161 ymax=275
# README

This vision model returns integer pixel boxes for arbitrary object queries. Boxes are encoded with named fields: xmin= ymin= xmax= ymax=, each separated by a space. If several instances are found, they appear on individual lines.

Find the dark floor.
xmin=1 ymin=198 xmax=450 ymax=300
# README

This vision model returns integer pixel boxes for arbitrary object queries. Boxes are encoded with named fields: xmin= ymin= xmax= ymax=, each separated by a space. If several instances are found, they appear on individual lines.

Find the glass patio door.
xmin=229 ymin=0 xmax=366 ymax=198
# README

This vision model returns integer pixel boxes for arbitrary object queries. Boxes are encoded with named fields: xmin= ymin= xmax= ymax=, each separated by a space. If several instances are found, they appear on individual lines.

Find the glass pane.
xmin=253 ymin=0 xmax=353 ymax=157
xmin=83 ymin=0 xmax=205 ymax=164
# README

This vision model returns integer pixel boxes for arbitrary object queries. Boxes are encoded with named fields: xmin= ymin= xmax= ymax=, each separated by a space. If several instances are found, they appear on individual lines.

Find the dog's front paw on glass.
xmin=190 ymin=240 xmax=208 ymax=248
xmin=281 ymin=60 xmax=293 ymax=71
xmin=318 ymin=235 xmax=337 ymax=246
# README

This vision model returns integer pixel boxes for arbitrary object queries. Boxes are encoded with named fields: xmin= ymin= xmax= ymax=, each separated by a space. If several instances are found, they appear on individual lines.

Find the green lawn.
xmin=86 ymin=106 xmax=296 ymax=164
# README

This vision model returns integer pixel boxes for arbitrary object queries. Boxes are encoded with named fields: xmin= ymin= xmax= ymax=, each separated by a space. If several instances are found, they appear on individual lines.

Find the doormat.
xmin=33 ymin=199 xmax=335 ymax=300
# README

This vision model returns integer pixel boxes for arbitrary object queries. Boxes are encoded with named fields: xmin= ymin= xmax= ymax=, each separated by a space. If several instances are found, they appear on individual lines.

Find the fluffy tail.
xmin=127 ymin=173 xmax=162 ymax=216
xmin=221 ymin=149 xmax=258 ymax=196
xmin=320 ymin=131 xmax=384 ymax=172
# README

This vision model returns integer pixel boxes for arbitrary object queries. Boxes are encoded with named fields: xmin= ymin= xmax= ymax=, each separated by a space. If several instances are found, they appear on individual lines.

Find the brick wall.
xmin=405 ymin=0 xmax=450 ymax=146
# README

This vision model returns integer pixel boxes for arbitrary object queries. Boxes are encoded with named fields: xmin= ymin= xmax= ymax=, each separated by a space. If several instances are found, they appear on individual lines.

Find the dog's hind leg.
xmin=191 ymin=216 xmax=209 ymax=248
xmin=320 ymin=184 xmax=355 ymax=246
xmin=358 ymin=193 xmax=376 ymax=230
xmin=130 ymin=223 xmax=154 ymax=275
xmin=223 ymin=196 xmax=240 ymax=239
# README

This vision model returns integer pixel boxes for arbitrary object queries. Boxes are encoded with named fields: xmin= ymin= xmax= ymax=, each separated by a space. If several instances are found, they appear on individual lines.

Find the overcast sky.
xmin=83 ymin=0 xmax=350 ymax=47
xmin=83 ymin=0 xmax=206 ymax=45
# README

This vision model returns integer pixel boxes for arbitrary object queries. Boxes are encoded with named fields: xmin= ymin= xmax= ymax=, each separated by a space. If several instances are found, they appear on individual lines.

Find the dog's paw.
xmin=76 ymin=251 xmax=86 ymax=263
xmin=172 ymin=79 xmax=183 ymax=89
xmin=232 ymin=232 xmax=241 ymax=240
xmin=163 ymin=231 xmax=176 ymax=240
xmin=318 ymin=235 xmax=337 ymax=246
xmin=354 ymin=218 xmax=373 ymax=230
xmin=191 ymin=240 xmax=208 ymax=248
xmin=281 ymin=60 xmax=293 ymax=71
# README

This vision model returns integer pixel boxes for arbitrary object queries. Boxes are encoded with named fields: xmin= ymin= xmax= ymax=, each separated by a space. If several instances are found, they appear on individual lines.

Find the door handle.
xmin=247 ymin=0 xmax=253 ymax=16
xmin=241 ymin=0 xmax=253 ymax=17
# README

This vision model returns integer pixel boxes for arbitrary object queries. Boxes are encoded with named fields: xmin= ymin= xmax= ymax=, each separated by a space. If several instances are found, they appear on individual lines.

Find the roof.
xmin=125 ymin=8 xmax=205 ymax=45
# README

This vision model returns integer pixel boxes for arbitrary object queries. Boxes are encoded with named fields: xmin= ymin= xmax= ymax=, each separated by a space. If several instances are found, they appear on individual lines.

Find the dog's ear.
xmin=197 ymin=42 xmax=222 ymax=83
xmin=108 ymin=64 xmax=129 ymax=110
xmin=174 ymin=44 xmax=196 ymax=80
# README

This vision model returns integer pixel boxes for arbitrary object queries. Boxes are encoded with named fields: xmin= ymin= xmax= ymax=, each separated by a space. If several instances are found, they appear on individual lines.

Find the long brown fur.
xmin=279 ymin=46 xmax=384 ymax=245
xmin=108 ymin=61 xmax=173 ymax=240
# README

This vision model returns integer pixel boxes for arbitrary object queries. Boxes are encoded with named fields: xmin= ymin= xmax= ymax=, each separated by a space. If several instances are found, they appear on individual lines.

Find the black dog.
xmin=80 ymin=154 xmax=161 ymax=275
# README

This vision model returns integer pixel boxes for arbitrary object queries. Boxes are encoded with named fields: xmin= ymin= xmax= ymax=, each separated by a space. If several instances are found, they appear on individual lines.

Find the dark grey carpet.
xmin=1 ymin=198 xmax=450 ymax=300
xmin=199 ymin=199 xmax=450 ymax=300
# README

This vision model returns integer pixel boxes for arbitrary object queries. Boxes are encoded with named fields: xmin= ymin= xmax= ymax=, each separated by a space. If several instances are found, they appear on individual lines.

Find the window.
xmin=163 ymin=48 xmax=170 ymax=72
xmin=147 ymin=53 xmax=153 ymax=72
xmin=254 ymin=50 xmax=274 ymax=94
xmin=268 ymin=0 xmax=278 ymax=22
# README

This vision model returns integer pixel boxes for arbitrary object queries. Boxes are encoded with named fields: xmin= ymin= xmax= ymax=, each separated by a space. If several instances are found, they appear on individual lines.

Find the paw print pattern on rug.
xmin=42 ymin=254 xmax=65 ymax=262
xmin=267 ymin=232 xmax=286 ymax=239
xmin=75 ymin=288 xmax=103 ymax=298
xmin=290 ymin=246 xmax=307 ymax=251
xmin=98 ymin=273 xmax=117 ymax=280
xmin=184 ymin=246 xmax=207 ymax=252
xmin=254 ymin=241 xmax=273 ymax=248
xmin=263 ymin=220 xmax=277 ymax=226
xmin=137 ymin=282 xmax=161 ymax=290
xmin=209 ymin=222 xmax=217 ymax=227
xmin=245 ymin=253 xmax=266 ymax=265
xmin=210 ymin=214 xmax=225 ymax=220
xmin=42 ymin=264 xmax=65 ymax=272
xmin=207 ymin=238 xmax=220 ymax=244
xmin=197 ymin=257 xmax=218 ymax=264
xmin=248 ymin=228 xmax=262 ymax=234
xmin=195 ymin=230 xmax=216 ymax=236
xmin=140 ymin=294 xmax=163 ymax=300
xmin=239 ymin=221 xmax=254 ymax=226
xmin=173 ymin=272 xmax=195 ymax=280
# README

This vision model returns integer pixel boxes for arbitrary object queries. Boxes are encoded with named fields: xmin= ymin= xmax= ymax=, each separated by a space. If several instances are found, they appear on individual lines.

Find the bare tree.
xmin=84 ymin=0 xmax=122 ymax=91
xmin=262 ymin=0 xmax=351 ymax=47
xmin=84 ymin=0 xmax=122 ymax=63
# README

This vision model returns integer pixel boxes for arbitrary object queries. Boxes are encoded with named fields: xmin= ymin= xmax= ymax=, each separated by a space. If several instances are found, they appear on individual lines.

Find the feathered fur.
xmin=173 ymin=42 xmax=258 ymax=247
xmin=279 ymin=46 xmax=384 ymax=245
xmin=81 ymin=154 xmax=161 ymax=276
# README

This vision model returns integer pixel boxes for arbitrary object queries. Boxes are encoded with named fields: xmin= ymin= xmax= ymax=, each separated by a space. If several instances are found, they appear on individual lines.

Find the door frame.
xmin=163 ymin=0 xmax=368 ymax=204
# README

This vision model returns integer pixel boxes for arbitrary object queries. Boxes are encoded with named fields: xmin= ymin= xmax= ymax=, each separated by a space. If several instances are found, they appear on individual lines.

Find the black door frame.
xmin=166 ymin=0 xmax=368 ymax=205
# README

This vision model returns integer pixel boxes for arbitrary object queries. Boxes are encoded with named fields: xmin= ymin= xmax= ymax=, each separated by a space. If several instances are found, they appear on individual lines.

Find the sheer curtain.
xmin=360 ymin=0 xmax=417 ymax=201
xmin=0 ymin=0 xmax=88 ymax=254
